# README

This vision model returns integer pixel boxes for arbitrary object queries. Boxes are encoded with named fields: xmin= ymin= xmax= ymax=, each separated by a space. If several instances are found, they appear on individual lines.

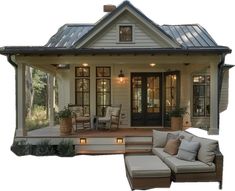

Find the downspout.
xmin=7 ymin=55 xmax=18 ymax=136
xmin=217 ymin=54 xmax=225 ymax=131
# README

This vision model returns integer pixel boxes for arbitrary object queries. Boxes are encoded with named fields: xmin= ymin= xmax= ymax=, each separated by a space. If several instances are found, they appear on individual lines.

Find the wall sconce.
xmin=149 ymin=63 xmax=156 ymax=67
xmin=80 ymin=138 xmax=87 ymax=144
xmin=116 ymin=137 xmax=124 ymax=144
xmin=118 ymin=70 xmax=125 ymax=83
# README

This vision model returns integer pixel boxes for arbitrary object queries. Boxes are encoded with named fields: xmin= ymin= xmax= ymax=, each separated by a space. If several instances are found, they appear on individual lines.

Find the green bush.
xmin=11 ymin=140 xmax=31 ymax=156
xmin=57 ymin=139 xmax=75 ymax=157
xmin=33 ymin=140 xmax=55 ymax=156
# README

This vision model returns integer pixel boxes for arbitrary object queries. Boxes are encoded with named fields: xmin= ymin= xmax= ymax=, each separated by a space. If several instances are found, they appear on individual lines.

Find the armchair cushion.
xmin=192 ymin=136 xmax=218 ymax=165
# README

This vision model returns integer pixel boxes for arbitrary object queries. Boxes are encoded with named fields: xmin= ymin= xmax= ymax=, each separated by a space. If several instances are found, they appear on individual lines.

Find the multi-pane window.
xmin=132 ymin=77 xmax=142 ymax=113
xmin=75 ymin=67 xmax=90 ymax=116
xmin=193 ymin=75 xmax=210 ymax=117
xmin=96 ymin=67 xmax=111 ymax=116
xmin=119 ymin=25 xmax=133 ymax=42
xmin=165 ymin=74 xmax=177 ymax=112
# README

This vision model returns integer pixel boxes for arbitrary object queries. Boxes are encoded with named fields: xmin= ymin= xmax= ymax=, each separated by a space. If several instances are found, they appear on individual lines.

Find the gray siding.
xmin=87 ymin=13 xmax=171 ymax=48
xmin=219 ymin=70 xmax=229 ymax=112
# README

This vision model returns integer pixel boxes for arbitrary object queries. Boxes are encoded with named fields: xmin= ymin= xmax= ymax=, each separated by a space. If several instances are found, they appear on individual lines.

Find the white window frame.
xmin=116 ymin=24 xmax=135 ymax=43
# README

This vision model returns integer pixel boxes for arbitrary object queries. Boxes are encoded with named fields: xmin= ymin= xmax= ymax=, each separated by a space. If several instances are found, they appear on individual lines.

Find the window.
xmin=193 ymin=75 xmax=210 ymax=117
xmin=96 ymin=67 xmax=111 ymax=116
xmin=75 ymin=67 xmax=90 ymax=116
xmin=165 ymin=74 xmax=178 ymax=112
xmin=119 ymin=25 xmax=133 ymax=42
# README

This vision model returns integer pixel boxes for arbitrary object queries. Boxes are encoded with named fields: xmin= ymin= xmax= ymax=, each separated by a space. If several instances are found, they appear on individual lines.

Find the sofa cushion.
xmin=164 ymin=138 xmax=181 ymax=155
xmin=164 ymin=156 xmax=215 ymax=173
xmin=192 ymin=136 xmax=218 ymax=165
xmin=153 ymin=130 xmax=179 ymax=148
xmin=179 ymin=131 xmax=194 ymax=141
xmin=152 ymin=148 xmax=171 ymax=161
xmin=177 ymin=139 xmax=200 ymax=161
xmin=125 ymin=155 xmax=171 ymax=178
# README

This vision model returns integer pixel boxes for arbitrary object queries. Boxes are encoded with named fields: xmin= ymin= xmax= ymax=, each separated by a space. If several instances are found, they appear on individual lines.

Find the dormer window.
xmin=119 ymin=25 xmax=133 ymax=42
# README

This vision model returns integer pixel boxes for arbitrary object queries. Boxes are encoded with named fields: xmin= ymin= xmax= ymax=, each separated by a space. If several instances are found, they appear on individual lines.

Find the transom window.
xmin=119 ymin=25 xmax=133 ymax=42
xmin=96 ymin=67 xmax=111 ymax=116
xmin=193 ymin=75 xmax=210 ymax=117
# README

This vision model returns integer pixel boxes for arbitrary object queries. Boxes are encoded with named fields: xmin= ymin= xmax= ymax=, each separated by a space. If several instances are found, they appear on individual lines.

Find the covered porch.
xmin=14 ymin=53 xmax=223 ymax=137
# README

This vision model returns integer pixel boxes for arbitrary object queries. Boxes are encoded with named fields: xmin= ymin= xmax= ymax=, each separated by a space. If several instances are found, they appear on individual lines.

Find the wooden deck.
xmin=16 ymin=127 xmax=172 ymax=154
xmin=22 ymin=126 xmax=171 ymax=138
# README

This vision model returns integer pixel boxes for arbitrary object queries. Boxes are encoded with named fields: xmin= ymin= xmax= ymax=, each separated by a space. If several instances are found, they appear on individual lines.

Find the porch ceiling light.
xmin=118 ymin=69 xmax=125 ymax=83
xmin=149 ymin=63 xmax=156 ymax=67
xmin=57 ymin=64 xmax=70 ymax=69
xmin=82 ymin=63 xmax=89 ymax=67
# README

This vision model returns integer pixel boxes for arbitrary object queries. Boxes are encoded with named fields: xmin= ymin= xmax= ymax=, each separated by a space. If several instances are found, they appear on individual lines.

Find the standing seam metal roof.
xmin=46 ymin=23 xmax=219 ymax=48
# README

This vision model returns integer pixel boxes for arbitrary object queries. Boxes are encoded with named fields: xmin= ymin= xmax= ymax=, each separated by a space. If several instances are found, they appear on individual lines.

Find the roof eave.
xmin=0 ymin=46 xmax=232 ymax=56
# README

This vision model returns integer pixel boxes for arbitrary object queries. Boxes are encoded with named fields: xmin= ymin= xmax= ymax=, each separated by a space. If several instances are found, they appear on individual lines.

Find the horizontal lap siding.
xmin=219 ymin=70 xmax=229 ymax=112
xmin=88 ymin=13 xmax=169 ymax=48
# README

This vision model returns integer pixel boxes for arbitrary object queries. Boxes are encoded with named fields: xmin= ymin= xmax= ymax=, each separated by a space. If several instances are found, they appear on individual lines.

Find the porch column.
xmin=48 ymin=74 xmax=55 ymax=127
xmin=17 ymin=63 xmax=27 ymax=136
xmin=209 ymin=62 xmax=219 ymax=135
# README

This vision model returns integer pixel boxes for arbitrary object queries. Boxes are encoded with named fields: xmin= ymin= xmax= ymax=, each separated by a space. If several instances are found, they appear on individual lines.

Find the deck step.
xmin=125 ymin=141 xmax=152 ymax=146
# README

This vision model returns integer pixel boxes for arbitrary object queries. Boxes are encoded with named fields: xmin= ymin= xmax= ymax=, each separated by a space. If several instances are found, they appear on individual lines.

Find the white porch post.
xmin=48 ymin=74 xmax=55 ymax=127
xmin=209 ymin=62 xmax=219 ymax=135
xmin=17 ymin=63 xmax=27 ymax=136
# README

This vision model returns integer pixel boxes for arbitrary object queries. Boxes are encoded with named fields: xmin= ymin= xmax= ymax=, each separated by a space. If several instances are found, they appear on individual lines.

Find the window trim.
xmin=192 ymin=74 xmax=210 ymax=118
xmin=96 ymin=67 xmax=111 ymax=116
xmin=116 ymin=24 xmax=135 ymax=43
xmin=75 ymin=66 xmax=90 ymax=116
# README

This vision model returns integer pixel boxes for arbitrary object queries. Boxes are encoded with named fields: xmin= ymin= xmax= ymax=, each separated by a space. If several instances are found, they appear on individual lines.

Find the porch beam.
xmin=17 ymin=63 xmax=27 ymax=136
xmin=48 ymin=74 xmax=55 ymax=127
xmin=209 ymin=62 xmax=219 ymax=135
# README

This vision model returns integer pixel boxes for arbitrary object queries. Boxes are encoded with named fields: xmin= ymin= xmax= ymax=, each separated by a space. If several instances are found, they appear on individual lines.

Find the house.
xmin=0 ymin=1 xmax=232 ymax=141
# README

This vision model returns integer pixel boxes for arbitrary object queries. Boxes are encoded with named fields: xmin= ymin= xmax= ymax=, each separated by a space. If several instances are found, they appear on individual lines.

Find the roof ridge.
xmin=65 ymin=23 xmax=94 ymax=27
xmin=162 ymin=24 xmax=201 ymax=27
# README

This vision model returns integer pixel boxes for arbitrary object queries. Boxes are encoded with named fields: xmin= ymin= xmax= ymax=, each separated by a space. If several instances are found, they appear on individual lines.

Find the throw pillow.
xmin=166 ymin=133 xmax=179 ymax=141
xmin=153 ymin=130 xmax=179 ymax=148
xmin=177 ymin=139 xmax=200 ymax=161
xmin=164 ymin=138 xmax=181 ymax=155
xmin=192 ymin=136 xmax=218 ymax=165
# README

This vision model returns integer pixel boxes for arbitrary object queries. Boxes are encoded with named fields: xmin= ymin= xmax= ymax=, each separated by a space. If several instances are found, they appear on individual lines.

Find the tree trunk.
xmin=25 ymin=66 xmax=34 ymax=117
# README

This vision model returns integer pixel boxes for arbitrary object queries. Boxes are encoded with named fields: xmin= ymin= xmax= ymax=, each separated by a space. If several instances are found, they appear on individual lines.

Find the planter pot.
xmin=60 ymin=117 xmax=72 ymax=135
xmin=171 ymin=117 xmax=183 ymax=131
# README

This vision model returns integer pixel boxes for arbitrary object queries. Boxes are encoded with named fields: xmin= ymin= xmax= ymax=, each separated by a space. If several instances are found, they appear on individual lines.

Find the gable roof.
xmin=71 ymin=1 xmax=180 ymax=48
xmin=45 ymin=24 xmax=219 ymax=49
xmin=0 ymin=1 xmax=231 ymax=56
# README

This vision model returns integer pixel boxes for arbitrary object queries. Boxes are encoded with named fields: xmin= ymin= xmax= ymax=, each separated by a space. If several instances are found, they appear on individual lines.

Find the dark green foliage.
xmin=57 ymin=139 xmax=75 ymax=157
xmin=169 ymin=107 xmax=187 ymax=117
xmin=11 ymin=140 xmax=31 ymax=156
xmin=57 ymin=107 xmax=72 ymax=119
xmin=32 ymin=69 xmax=47 ymax=106
xmin=33 ymin=140 xmax=55 ymax=156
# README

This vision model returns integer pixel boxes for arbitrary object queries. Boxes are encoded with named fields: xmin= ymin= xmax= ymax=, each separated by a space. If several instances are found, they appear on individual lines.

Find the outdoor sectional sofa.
xmin=125 ymin=130 xmax=223 ymax=190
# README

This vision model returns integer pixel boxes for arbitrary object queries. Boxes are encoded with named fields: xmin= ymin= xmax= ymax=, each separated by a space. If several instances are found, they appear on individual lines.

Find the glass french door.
xmin=131 ymin=73 xmax=162 ymax=126
xmin=131 ymin=72 xmax=179 ymax=127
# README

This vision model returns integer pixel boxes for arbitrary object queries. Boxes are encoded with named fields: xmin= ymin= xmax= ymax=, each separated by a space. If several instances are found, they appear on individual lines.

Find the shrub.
xmin=33 ymin=140 xmax=55 ymax=156
xmin=11 ymin=140 xmax=31 ymax=156
xmin=57 ymin=139 xmax=75 ymax=157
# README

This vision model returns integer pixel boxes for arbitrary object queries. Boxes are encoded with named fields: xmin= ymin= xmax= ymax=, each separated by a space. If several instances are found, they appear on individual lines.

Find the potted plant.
xmin=57 ymin=107 xmax=72 ymax=135
xmin=169 ymin=107 xmax=186 ymax=131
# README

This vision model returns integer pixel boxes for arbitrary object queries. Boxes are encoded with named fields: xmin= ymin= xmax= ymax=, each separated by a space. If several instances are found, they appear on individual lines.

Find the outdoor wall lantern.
xmin=116 ymin=137 xmax=124 ymax=144
xmin=118 ymin=69 xmax=125 ymax=83
xmin=80 ymin=138 xmax=87 ymax=144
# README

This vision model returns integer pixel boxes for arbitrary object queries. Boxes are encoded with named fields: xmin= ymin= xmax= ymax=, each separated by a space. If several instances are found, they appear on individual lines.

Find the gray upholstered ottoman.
xmin=125 ymin=155 xmax=171 ymax=190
